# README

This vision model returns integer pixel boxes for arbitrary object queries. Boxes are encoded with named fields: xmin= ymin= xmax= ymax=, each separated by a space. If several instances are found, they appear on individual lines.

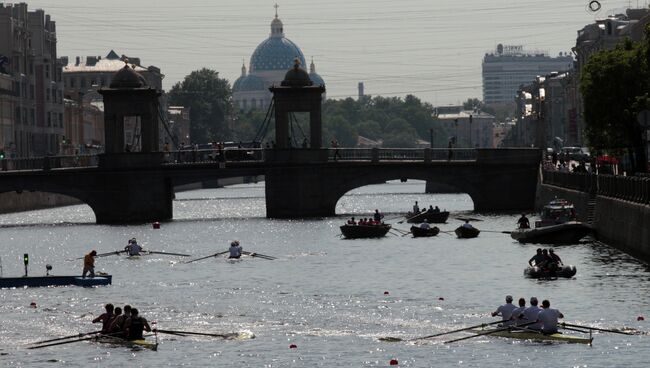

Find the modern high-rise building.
xmin=233 ymin=9 xmax=325 ymax=111
xmin=482 ymin=44 xmax=573 ymax=105
xmin=0 ymin=3 xmax=64 ymax=157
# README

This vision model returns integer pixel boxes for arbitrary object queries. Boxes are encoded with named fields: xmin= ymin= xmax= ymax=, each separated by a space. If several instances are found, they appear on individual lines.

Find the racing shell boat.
xmin=94 ymin=334 xmax=158 ymax=351
xmin=473 ymin=327 xmax=592 ymax=344
xmin=511 ymin=199 xmax=592 ymax=244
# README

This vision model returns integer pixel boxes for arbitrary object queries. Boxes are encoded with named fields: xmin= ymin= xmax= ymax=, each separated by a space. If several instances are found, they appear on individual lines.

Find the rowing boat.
xmin=474 ymin=327 xmax=592 ymax=344
xmin=340 ymin=224 xmax=391 ymax=239
xmin=405 ymin=211 xmax=450 ymax=224
xmin=94 ymin=334 xmax=158 ymax=351
xmin=410 ymin=226 xmax=440 ymax=237
xmin=524 ymin=265 xmax=577 ymax=279
xmin=455 ymin=226 xmax=480 ymax=238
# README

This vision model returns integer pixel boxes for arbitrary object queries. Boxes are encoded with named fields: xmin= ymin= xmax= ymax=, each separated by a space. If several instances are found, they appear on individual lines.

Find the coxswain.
xmin=536 ymin=299 xmax=564 ymax=334
xmin=528 ymin=248 xmax=546 ymax=268
xmin=82 ymin=250 xmax=97 ymax=278
xmin=491 ymin=295 xmax=516 ymax=325
xmin=517 ymin=213 xmax=530 ymax=229
xmin=419 ymin=219 xmax=430 ymax=229
xmin=124 ymin=308 xmax=151 ymax=341
xmin=510 ymin=298 xmax=527 ymax=325
xmin=92 ymin=303 xmax=115 ymax=333
xmin=109 ymin=305 xmax=131 ymax=337
xmin=519 ymin=297 xmax=542 ymax=330
xmin=373 ymin=209 xmax=384 ymax=223
xmin=413 ymin=201 xmax=420 ymax=213
xmin=229 ymin=240 xmax=242 ymax=259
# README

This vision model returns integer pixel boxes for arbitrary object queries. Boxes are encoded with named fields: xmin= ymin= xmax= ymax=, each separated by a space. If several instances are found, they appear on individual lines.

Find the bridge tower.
xmin=92 ymin=63 xmax=172 ymax=223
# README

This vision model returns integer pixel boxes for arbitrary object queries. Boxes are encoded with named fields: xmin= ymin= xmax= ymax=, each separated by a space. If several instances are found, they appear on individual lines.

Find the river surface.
xmin=0 ymin=181 xmax=648 ymax=367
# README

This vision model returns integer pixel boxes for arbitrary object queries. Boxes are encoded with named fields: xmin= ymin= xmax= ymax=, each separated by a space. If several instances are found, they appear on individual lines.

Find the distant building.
xmin=233 ymin=9 xmax=325 ymax=111
xmin=59 ymin=50 xmax=165 ymax=151
xmin=168 ymin=106 xmax=191 ymax=146
xmin=0 ymin=3 xmax=64 ymax=157
xmin=482 ymin=44 xmax=574 ymax=105
xmin=435 ymin=106 xmax=496 ymax=148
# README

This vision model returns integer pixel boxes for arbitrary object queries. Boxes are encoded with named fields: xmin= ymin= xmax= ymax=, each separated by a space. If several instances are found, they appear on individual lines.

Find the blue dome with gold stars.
xmin=249 ymin=12 xmax=306 ymax=72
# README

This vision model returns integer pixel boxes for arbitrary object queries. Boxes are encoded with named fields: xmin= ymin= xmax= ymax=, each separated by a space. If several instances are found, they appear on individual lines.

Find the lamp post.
xmin=429 ymin=128 xmax=434 ymax=148
xmin=469 ymin=114 xmax=473 ymax=148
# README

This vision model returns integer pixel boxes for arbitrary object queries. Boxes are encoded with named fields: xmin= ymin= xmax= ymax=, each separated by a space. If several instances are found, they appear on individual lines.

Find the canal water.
xmin=0 ymin=181 xmax=648 ymax=367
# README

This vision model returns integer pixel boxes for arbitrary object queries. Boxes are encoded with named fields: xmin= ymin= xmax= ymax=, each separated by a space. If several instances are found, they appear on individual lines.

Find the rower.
xmin=536 ymin=299 xmax=564 ymax=334
xmin=413 ymin=201 xmax=420 ymax=213
xmin=433 ymin=206 xmax=440 ymax=213
xmin=528 ymin=248 xmax=546 ymax=268
xmin=462 ymin=220 xmax=474 ymax=229
xmin=124 ymin=308 xmax=151 ymax=341
xmin=347 ymin=217 xmax=357 ymax=225
xmin=229 ymin=240 xmax=242 ymax=259
xmin=109 ymin=305 xmax=131 ymax=337
xmin=519 ymin=297 xmax=542 ymax=330
xmin=82 ymin=250 xmax=97 ymax=278
xmin=125 ymin=238 xmax=142 ymax=256
xmin=491 ymin=295 xmax=516 ymax=325
xmin=419 ymin=219 xmax=430 ymax=229
xmin=510 ymin=298 xmax=527 ymax=325
xmin=92 ymin=303 xmax=115 ymax=333
xmin=517 ymin=213 xmax=530 ymax=229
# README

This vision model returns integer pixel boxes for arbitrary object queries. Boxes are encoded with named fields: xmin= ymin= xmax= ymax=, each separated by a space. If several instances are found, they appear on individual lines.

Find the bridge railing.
xmin=0 ymin=155 xmax=99 ymax=171
xmin=163 ymin=148 xmax=264 ymax=164
xmin=542 ymin=169 xmax=650 ymax=205
xmin=331 ymin=148 xmax=477 ymax=162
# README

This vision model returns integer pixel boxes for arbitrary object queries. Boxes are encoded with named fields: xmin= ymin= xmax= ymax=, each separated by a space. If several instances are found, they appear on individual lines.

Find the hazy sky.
xmin=12 ymin=0 xmax=637 ymax=105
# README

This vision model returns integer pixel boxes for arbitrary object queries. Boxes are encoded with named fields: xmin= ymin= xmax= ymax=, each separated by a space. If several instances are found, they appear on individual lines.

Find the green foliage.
xmin=580 ymin=31 xmax=650 ymax=172
xmin=168 ymin=68 xmax=232 ymax=143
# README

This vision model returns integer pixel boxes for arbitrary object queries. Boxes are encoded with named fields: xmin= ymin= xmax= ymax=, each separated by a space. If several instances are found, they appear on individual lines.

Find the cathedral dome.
xmin=308 ymin=59 xmax=325 ymax=86
xmin=249 ymin=13 xmax=306 ymax=72
xmin=281 ymin=59 xmax=312 ymax=87
xmin=110 ymin=63 xmax=147 ymax=89
xmin=235 ymin=74 xmax=265 ymax=91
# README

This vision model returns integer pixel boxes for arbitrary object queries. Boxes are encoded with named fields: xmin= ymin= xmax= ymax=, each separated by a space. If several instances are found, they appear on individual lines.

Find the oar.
xmin=391 ymin=228 xmax=410 ymax=235
xmin=144 ymin=250 xmax=191 ymax=257
xmin=444 ymin=321 xmax=536 ymax=344
xmin=401 ymin=232 xmax=412 ymax=237
xmin=242 ymin=251 xmax=276 ymax=260
xmin=397 ymin=212 xmax=424 ymax=224
xmin=455 ymin=217 xmax=483 ymax=222
xmin=480 ymin=230 xmax=512 ymax=234
xmin=184 ymin=251 xmax=229 ymax=264
xmin=561 ymin=322 xmax=635 ymax=335
xmin=154 ymin=329 xmax=236 ymax=338
xmin=559 ymin=325 xmax=591 ymax=334
xmin=31 ymin=330 xmax=103 ymax=345
xmin=27 ymin=336 xmax=98 ymax=349
xmin=379 ymin=320 xmax=504 ymax=342
xmin=69 ymin=250 xmax=125 ymax=260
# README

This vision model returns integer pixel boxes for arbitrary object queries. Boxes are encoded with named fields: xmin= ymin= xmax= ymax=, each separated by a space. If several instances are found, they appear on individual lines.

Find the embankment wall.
xmin=0 ymin=192 xmax=80 ymax=214
xmin=538 ymin=184 xmax=650 ymax=263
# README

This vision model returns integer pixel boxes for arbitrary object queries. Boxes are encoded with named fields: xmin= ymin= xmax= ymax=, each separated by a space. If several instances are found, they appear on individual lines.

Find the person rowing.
xmin=123 ymin=308 xmax=151 ymax=341
xmin=536 ymin=299 xmax=564 ymax=334
xmin=419 ymin=219 xmax=430 ymax=229
xmin=509 ymin=297 xmax=527 ymax=325
xmin=491 ymin=295 xmax=516 ymax=326
xmin=124 ymin=238 xmax=143 ymax=256
xmin=108 ymin=305 xmax=132 ymax=338
xmin=549 ymin=248 xmax=563 ymax=266
xmin=347 ymin=217 xmax=357 ymax=225
xmin=413 ymin=201 xmax=420 ymax=213
xmin=229 ymin=240 xmax=242 ymax=259
xmin=518 ymin=297 xmax=542 ymax=330
xmin=92 ymin=303 xmax=115 ymax=333
xmin=462 ymin=220 xmax=474 ymax=229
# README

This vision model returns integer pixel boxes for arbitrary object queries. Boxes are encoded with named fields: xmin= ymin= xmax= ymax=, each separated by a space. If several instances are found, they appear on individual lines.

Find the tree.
xmin=581 ymin=33 xmax=649 ymax=173
xmin=168 ymin=68 xmax=232 ymax=144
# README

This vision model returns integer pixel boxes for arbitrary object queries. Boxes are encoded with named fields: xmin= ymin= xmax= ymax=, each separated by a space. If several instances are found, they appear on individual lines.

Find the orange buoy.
xmin=152 ymin=221 xmax=160 ymax=229
xmin=30 ymin=302 xmax=37 ymax=308
xmin=289 ymin=344 xmax=297 ymax=349
xmin=389 ymin=359 xmax=399 ymax=365
xmin=384 ymin=291 xmax=389 ymax=295
xmin=638 ymin=316 xmax=645 ymax=321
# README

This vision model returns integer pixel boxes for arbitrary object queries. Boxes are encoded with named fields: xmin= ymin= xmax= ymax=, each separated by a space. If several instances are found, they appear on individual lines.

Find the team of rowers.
xmin=92 ymin=303 xmax=152 ymax=341
xmin=412 ymin=201 xmax=441 ymax=214
xmin=346 ymin=209 xmax=385 ymax=225
xmin=491 ymin=295 xmax=564 ymax=334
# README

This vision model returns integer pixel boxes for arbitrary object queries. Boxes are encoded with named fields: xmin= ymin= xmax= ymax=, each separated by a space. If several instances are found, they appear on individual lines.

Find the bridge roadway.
xmin=0 ymin=148 xmax=541 ymax=223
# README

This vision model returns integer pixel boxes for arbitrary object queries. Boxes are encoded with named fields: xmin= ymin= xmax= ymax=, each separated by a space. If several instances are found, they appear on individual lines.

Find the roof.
xmin=250 ymin=36 xmax=306 ymax=72
xmin=64 ymin=58 xmax=148 ymax=73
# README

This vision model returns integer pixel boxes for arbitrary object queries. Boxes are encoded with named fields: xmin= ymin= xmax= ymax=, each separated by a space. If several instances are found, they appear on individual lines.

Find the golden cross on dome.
xmin=274 ymin=3 xmax=279 ymax=17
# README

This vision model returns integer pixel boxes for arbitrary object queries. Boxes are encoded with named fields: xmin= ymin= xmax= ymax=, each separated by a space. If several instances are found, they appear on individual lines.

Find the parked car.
xmin=561 ymin=147 xmax=590 ymax=161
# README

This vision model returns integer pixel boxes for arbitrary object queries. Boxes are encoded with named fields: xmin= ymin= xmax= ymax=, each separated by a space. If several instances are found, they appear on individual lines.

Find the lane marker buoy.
xmin=289 ymin=344 xmax=297 ymax=349
xmin=389 ymin=358 xmax=399 ymax=365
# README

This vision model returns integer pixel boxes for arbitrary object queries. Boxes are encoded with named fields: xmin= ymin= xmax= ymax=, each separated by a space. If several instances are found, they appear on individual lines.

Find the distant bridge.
xmin=0 ymin=148 xmax=541 ymax=223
